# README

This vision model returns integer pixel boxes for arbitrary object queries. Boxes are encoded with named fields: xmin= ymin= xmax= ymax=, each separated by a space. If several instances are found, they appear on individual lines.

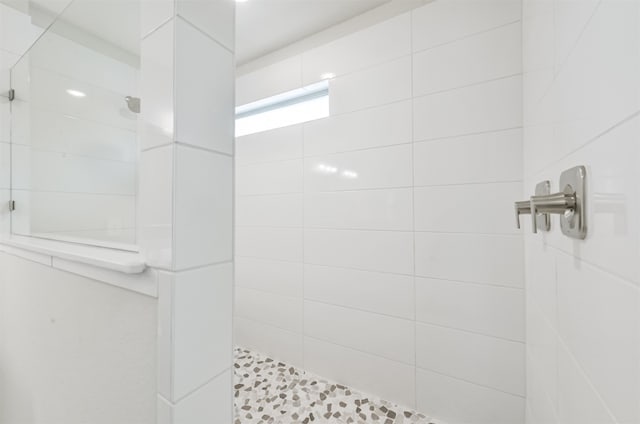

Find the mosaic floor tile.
xmin=234 ymin=347 xmax=441 ymax=424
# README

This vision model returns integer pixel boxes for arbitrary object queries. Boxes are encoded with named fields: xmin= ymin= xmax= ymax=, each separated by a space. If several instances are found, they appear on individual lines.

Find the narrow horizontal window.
xmin=235 ymin=80 xmax=329 ymax=137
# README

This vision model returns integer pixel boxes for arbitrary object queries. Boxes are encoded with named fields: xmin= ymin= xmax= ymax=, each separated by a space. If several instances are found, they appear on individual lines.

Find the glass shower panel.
xmin=9 ymin=0 xmax=140 ymax=249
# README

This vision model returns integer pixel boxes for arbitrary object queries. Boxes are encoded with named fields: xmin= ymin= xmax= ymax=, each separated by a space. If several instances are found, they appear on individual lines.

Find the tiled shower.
xmin=0 ymin=0 xmax=638 ymax=423
xmin=234 ymin=3 xmax=525 ymax=421
xmin=233 ymin=0 xmax=640 ymax=423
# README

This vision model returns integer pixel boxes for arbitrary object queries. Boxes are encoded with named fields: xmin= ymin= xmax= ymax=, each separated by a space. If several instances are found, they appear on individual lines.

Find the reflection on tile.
xmin=234 ymin=347 xmax=437 ymax=424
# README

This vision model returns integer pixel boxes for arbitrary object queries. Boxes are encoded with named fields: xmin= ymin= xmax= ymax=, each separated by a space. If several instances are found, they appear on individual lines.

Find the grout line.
xmin=302 ymin=297 xmax=526 ymax=345
xmin=413 ymin=126 xmax=523 ymax=144
xmin=410 ymin=16 xmax=419 ymax=400
xmin=416 ymin=320 xmax=525 ymax=345
xmin=238 ymin=225 xmax=524 ymax=237
xmin=175 ymin=14 xmax=234 ymax=54
xmin=546 ymin=245 xmax=640 ymax=291
xmin=237 ymin=179 xmax=523 ymax=196
xmin=415 ymin=365 xmax=525 ymax=399
xmin=411 ymin=19 xmax=522 ymax=56
xmin=171 ymin=366 xmax=232 ymax=405
xmin=174 ymin=141 xmax=233 ymax=157
xmin=302 ymin=333 xmax=416 ymax=367
xmin=412 ymin=72 xmax=523 ymax=101
xmin=527 ymin=109 xmax=640 ymax=177
xmin=235 ymin=256 xmax=525 ymax=290
xmin=142 ymin=16 xmax=174 ymax=41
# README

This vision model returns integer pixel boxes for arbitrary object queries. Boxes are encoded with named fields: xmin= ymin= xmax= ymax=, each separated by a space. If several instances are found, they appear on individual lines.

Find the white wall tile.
xmin=415 ymin=233 xmax=524 ymax=288
xmin=553 ymin=0 xmax=600 ymax=69
xmin=236 ymin=194 xmax=302 ymax=228
xmin=305 ymin=301 xmax=415 ymax=365
xmin=416 ymin=277 xmax=524 ymax=341
xmin=236 ymin=160 xmax=303 ymax=195
xmin=236 ymin=56 xmax=302 ymax=106
xmin=235 ymin=227 xmax=302 ymax=262
xmin=412 ymin=0 xmax=521 ymax=52
xmin=304 ymin=188 xmax=412 ymax=231
xmin=141 ymin=20 xmax=174 ymax=150
xmin=139 ymin=145 xmax=173 ymax=268
xmin=413 ymin=75 xmax=522 ymax=141
xmin=233 ymin=3 xmax=525 ymax=418
xmin=177 ymin=0 xmax=234 ymax=50
xmin=141 ymin=0 xmax=174 ymax=38
xmin=305 ymin=229 xmax=413 ymax=275
xmin=303 ymin=100 xmax=412 ymax=156
xmin=235 ymin=256 xmax=303 ymax=298
xmin=539 ymin=115 xmax=640 ymax=287
xmin=416 ymin=323 xmax=525 ymax=396
xmin=235 ymin=287 xmax=302 ymax=334
xmin=416 ymin=368 xmax=525 ymax=424
xmin=169 ymin=370 xmax=232 ymax=424
xmin=329 ymin=56 xmax=411 ymax=115
xmin=234 ymin=316 xmax=303 ymax=368
xmin=550 ymin=0 xmax=640 ymax=161
xmin=169 ymin=264 xmax=233 ymax=400
xmin=525 ymin=236 xmax=557 ymax=326
xmin=304 ymin=144 xmax=412 ymax=192
xmin=523 ymin=0 xmax=640 ymax=421
xmin=526 ymin=353 xmax=560 ymax=424
xmin=304 ymin=337 xmax=416 ymax=408
xmin=175 ymin=18 xmax=234 ymax=154
xmin=557 ymin=343 xmax=617 ymax=424
xmin=174 ymin=146 xmax=232 ymax=269
xmin=526 ymin=299 xmax=558 ymax=408
xmin=413 ymin=129 xmax=522 ymax=185
xmin=415 ymin=182 xmax=522 ymax=234
xmin=302 ymin=13 xmax=411 ymax=84
xmin=304 ymin=264 xmax=414 ymax=320
xmin=556 ymin=253 xmax=640 ymax=424
xmin=413 ymin=22 xmax=522 ymax=96
xmin=235 ymin=124 xmax=303 ymax=165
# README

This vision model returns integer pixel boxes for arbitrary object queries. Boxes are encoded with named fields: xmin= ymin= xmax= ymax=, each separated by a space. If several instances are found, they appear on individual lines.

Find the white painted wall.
xmin=0 ymin=253 xmax=157 ymax=424
xmin=234 ymin=1 xmax=525 ymax=422
xmin=522 ymin=0 xmax=640 ymax=423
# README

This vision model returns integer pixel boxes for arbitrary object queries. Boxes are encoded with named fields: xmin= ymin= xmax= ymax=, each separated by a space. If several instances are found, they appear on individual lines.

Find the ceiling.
xmin=236 ymin=0 xmax=391 ymax=65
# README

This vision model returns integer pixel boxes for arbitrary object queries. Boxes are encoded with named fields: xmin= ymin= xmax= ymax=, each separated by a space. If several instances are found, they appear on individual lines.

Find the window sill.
xmin=0 ymin=235 xmax=156 ymax=297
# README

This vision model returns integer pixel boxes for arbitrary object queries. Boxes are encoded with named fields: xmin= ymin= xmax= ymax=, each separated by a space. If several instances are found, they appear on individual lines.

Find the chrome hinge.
xmin=7 ymin=89 xmax=15 ymax=101
xmin=8 ymin=200 xmax=15 ymax=211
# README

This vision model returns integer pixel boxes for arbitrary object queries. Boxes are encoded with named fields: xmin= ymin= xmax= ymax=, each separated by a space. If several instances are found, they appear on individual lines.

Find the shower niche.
xmin=8 ymin=0 xmax=141 ymax=249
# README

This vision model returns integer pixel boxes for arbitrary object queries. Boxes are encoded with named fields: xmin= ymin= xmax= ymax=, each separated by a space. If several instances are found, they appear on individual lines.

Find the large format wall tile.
xmin=413 ymin=22 xmax=521 ymax=96
xmin=304 ymin=228 xmax=413 ymax=275
xmin=234 ymin=2 xmax=525 ymax=421
xmin=413 ymin=75 xmax=522 ymax=141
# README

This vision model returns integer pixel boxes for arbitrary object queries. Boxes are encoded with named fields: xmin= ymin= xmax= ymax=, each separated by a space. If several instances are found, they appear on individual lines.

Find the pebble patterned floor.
xmin=234 ymin=347 xmax=440 ymax=424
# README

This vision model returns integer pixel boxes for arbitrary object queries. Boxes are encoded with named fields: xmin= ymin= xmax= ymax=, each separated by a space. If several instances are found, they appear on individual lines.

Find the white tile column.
xmin=139 ymin=1 xmax=235 ymax=422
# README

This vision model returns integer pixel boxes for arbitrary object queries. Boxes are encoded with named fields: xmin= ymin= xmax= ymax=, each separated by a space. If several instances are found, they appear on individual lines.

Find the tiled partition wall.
xmin=138 ymin=1 xmax=235 ymax=422
xmin=234 ymin=1 xmax=525 ymax=423
xmin=523 ymin=1 xmax=640 ymax=423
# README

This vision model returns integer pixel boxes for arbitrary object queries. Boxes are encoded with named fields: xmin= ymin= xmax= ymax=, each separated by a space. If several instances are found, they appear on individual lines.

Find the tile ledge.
xmin=0 ymin=235 xmax=146 ymax=274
